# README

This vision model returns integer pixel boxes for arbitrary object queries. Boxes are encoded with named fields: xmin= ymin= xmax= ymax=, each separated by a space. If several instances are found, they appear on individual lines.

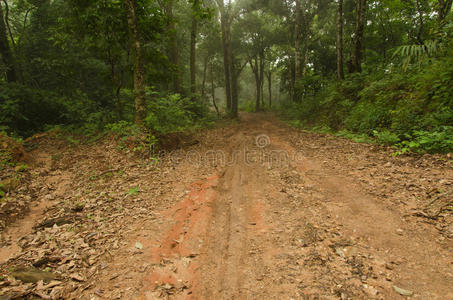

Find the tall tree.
xmin=0 ymin=1 xmax=16 ymax=82
xmin=216 ymin=0 xmax=233 ymax=112
xmin=124 ymin=0 xmax=146 ymax=125
xmin=190 ymin=0 xmax=200 ymax=97
xmin=162 ymin=0 xmax=182 ymax=93
xmin=336 ymin=0 xmax=344 ymax=80
xmin=249 ymin=55 xmax=262 ymax=111
xmin=294 ymin=0 xmax=301 ymax=81
xmin=351 ymin=0 xmax=366 ymax=73
xmin=210 ymin=60 xmax=220 ymax=117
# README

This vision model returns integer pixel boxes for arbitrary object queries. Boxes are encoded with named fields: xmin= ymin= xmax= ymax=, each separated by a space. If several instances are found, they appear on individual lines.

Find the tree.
xmin=190 ymin=0 xmax=200 ymax=97
xmin=294 ymin=0 xmax=301 ymax=81
xmin=124 ymin=0 xmax=146 ymax=126
xmin=216 ymin=0 xmax=233 ymax=112
xmin=0 ymin=1 xmax=16 ymax=82
xmin=162 ymin=0 xmax=182 ymax=93
xmin=350 ymin=0 xmax=366 ymax=73
xmin=336 ymin=0 xmax=344 ymax=80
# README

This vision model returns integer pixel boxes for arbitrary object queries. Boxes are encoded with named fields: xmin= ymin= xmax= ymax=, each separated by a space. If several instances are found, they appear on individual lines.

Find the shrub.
xmin=145 ymin=94 xmax=202 ymax=135
xmin=280 ymin=56 xmax=453 ymax=154
xmin=396 ymin=126 xmax=453 ymax=154
xmin=373 ymin=130 xmax=400 ymax=145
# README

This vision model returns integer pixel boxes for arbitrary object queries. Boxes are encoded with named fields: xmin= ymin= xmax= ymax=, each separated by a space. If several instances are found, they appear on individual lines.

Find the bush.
xmin=145 ymin=93 xmax=213 ymax=135
xmin=281 ymin=56 xmax=453 ymax=154
xmin=373 ymin=130 xmax=400 ymax=145
xmin=396 ymin=126 xmax=453 ymax=154
xmin=145 ymin=94 xmax=197 ymax=134
xmin=239 ymin=100 xmax=256 ymax=113
xmin=0 ymin=82 xmax=113 ymax=137
xmin=0 ymin=132 xmax=25 ymax=170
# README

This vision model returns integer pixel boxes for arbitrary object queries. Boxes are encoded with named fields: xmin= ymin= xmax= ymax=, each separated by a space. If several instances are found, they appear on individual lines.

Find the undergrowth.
xmin=280 ymin=55 xmax=453 ymax=155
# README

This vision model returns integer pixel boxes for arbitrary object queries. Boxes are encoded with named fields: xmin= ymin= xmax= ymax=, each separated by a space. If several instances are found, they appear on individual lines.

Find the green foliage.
xmin=373 ymin=130 xmax=400 ymax=145
xmin=239 ymin=100 xmax=257 ymax=113
xmin=105 ymin=121 xmax=157 ymax=152
xmin=282 ymin=54 xmax=453 ymax=154
xmin=105 ymin=121 xmax=143 ymax=138
xmin=396 ymin=126 xmax=453 ymax=154
xmin=145 ymin=94 xmax=209 ymax=135
xmin=128 ymin=187 xmax=140 ymax=196
xmin=15 ymin=164 xmax=28 ymax=172
xmin=393 ymin=40 xmax=441 ymax=70
xmin=336 ymin=130 xmax=375 ymax=144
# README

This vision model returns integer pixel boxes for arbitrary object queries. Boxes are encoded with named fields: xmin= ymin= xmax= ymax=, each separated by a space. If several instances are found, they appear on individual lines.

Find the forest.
xmin=0 ymin=0 xmax=452 ymax=153
xmin=1 ymin=1 xmax=453 ymax=298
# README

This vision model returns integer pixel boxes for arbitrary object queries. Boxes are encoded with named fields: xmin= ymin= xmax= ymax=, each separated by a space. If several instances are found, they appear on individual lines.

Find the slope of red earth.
xmin=0 ymin=113 xmax=452 ymax=299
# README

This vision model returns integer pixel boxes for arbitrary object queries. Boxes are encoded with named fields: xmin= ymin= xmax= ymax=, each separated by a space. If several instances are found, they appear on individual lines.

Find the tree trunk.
xmin=289 ymin=57 xmax=295 ymax=102
xmin=259 ymin=52 xmax=265 ymax=107
xmin=294 ymin=0 xmax=301 ymax=81
xmin=108 ymin=50 xmax=124 ymax=120
xmin=249 ymin=58 xmax=261 ymax=112
xmin=255 ymin=74 xmax=261 ymax=112
xmin=227 ymin=23 xmax=235 ymax=115
xmin=2 ymin=0 xmax=14 ymax=51
xmin=300 ymin=37 xmax=309 ymax=76
xmin=230 ymin=55 xmax=238 ymax=118
xmin=190 ymin=0 xmax=199 ymax=97
xmin=266 ymin=71 xmax=272 ymax=107
xmin=336 ymin=0 xmax=345 ymax=80
xmin=231 ymin=69 xmax=239 ymax=118
xmin=0 ymin=2 xmax=16 ymax=82
xmin=220 ymin=14 xmax=232 ymax=111
xmin=210 ymin=63 xmax=220 ymax=118
xmin=165 ymin=0 xmax=182 ymax=93
xmin=124 ymin=0 xmax=146 ymax=126
xmin=201 ymin=56 xmax=208 ymax=100
xmin=351 ymin=0 xmax=366 ymax=73
xmin=231 ymin=60 xmax=246 ymax=118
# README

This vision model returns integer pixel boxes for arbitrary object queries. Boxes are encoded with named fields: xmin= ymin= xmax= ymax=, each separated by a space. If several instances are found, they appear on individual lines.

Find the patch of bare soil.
xmin=0 ymin=113 xmax=452 ymax=299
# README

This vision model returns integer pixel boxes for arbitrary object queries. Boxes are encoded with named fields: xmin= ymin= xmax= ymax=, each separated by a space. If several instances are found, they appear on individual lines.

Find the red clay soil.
xmin=1 ymin=113 xmax=452 ymax=299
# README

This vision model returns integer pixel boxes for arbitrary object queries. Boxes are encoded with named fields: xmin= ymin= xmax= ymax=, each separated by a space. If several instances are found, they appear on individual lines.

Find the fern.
xmin=393 ymin=40 xmax=441 ymax=70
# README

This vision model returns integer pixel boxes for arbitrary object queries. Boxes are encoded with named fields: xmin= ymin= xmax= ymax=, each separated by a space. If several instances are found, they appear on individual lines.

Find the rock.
xmin=393 ymin=285 xmax=413 ymax=296
xmin=33 ymin=256 xmax=61 ymax=267
xmin=135 ymin=242 xmax=143 ymax=250
xmin=33 ymin=291 xmax=51 ymax=299
xmin=11 ymin=268 xmax=57 ymax=283
xmin=45 ymin=280 xmax=62 ymax=289
xmin=335 ymin=248 xmax=345 ymax=258
xmin=69 ymin=273 xmax=85 ymax=282
xmin=35 ymin=215 xmax=81 ymax=229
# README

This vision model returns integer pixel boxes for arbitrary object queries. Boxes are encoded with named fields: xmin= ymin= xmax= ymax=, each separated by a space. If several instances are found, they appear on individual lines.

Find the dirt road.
xmin=1 ymin=113 xmax=452 ymax=299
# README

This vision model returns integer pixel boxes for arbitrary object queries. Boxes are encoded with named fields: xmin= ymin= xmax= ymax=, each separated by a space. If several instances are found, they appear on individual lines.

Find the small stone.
xmin=393 ymin=285 xmax=413 ymax=296
xmin=135 ymin=242 xmax=143 ymax=249
xmin=335 ymin=248 xmax=345 ymax=258
xmin=70 ymin=273 xmax=85 ymax=282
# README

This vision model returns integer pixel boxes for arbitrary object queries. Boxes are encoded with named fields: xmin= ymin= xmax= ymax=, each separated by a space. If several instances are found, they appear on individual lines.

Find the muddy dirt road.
xmin=1 ymin=113 xmax=452 ymax=299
